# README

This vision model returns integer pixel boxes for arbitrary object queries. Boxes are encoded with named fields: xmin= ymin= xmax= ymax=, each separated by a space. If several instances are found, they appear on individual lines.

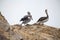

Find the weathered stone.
xmin=0 ymin=12 xmax=60 ymax=40
xmin=0 ymin=12 xmax=10 ymax=31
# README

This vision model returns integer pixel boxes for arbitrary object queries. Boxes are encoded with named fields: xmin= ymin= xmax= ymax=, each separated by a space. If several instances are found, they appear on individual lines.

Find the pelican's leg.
xmin=41 ymin=22 xmax=44 ymax=25
xmin=20 ymin=23 xmax=22 ymax=26
xmin=39 ymin=22 xmax=44 ymax=25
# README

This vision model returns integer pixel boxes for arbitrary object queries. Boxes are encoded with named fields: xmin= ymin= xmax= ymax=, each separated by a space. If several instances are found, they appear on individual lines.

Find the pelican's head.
xmin=27 ymin=11 xmax=31 ymax=15
xmin=45 ymin=9 xmax=47 ymax=13
xmin=27 ymin=11 xmax=33 ymax=20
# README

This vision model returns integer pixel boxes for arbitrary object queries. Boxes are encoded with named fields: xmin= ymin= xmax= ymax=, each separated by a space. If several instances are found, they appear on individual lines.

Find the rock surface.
xmin=0 ymin=12 xmax=10 ymax=31
xmin=0 ymin=12 xmax=60 ymax=40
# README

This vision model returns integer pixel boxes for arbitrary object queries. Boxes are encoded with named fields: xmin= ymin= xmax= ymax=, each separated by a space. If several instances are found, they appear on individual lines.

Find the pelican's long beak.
xmin=32 ymin=18 xmax=33 ymax=20
xmin=30 ymin=15 xmax=33 ymax=20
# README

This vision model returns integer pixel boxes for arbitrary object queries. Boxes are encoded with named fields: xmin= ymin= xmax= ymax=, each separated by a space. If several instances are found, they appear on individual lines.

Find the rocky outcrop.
xmin=0 ymin=12 xmax=60 ymax=40
xmin=10 ymin=24 xmax=60 ymax=40
xmin=0 ymin=12 xmax=10 ymax=40
xmin=0 ymin=12 xmax=10 ymax=31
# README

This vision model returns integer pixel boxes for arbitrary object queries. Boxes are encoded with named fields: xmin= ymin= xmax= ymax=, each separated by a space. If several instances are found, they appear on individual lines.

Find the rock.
xmin=10 ymin=24 xmax=60 ymax=40
xmin=0 ymin=35 xmax=9 ymax=40
xmin=0 ymin=12 xmax=60 ymax=40
xmin=0 ymin=12 xmax=10 ymax=31
xmin=0 ymin=27 xmax=10 ymax=40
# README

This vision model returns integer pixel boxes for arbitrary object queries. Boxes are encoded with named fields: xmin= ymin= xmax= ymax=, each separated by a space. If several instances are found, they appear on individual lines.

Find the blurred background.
xmin=0 ymin=0 xmax=60 ymax=28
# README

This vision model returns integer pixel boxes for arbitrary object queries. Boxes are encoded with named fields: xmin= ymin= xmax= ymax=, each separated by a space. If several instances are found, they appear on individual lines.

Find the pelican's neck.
xmin=45 ymin=11 xmax=49 ymax=18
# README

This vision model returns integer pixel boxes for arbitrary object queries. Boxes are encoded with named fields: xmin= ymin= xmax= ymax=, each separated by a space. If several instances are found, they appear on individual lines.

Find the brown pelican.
xmin=37 ymin=9 xmax=49 ymax=25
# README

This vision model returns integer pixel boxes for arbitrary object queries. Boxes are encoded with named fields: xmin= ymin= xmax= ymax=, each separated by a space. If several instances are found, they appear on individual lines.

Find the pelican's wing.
xmin=20 ymin=15 xmax=28 ymax=21
xmin=37 ymin=17 xmax=47 ymax=22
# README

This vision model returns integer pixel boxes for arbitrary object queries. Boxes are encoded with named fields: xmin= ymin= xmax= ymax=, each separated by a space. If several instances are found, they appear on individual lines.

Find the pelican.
xmin=20 ymin=11 xmax=33 ymax=25
xmin=37 ymin=9 xmax=49 ymax=25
